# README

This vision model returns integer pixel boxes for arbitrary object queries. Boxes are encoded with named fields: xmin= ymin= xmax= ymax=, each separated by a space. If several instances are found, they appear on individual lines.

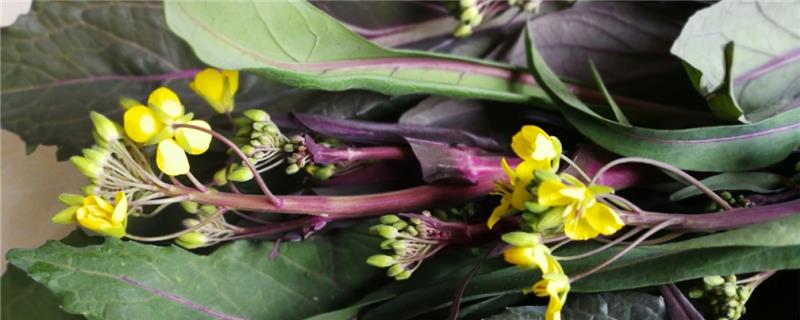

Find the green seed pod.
xmin=380 ymin=215 xmax=400 ymax=225
xmin=366 ymin=255 xmax=395 ymax=268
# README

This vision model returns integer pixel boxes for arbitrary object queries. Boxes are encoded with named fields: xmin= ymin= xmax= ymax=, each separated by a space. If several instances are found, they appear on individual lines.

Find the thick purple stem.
xmin=620 ymin=199 xmax=800 ymax=232
xmin=305 ymin=135 xmax=413 ymax=164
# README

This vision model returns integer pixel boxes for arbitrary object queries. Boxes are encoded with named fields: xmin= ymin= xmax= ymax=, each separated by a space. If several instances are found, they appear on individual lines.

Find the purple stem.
xmin=660 ymin=284 xmax=705 ymax=320
xmin=304 ymin=135 xmax=413 ymax=164
xmin=173 ymin=123 xmax=283 ymax=207
xmin=620 ymin=198 xmax=800 ymax=232
xmin=746 ymin=187 xmax=800 ymax=206
xmin=22 ymin=69 xmax=202 ymax=92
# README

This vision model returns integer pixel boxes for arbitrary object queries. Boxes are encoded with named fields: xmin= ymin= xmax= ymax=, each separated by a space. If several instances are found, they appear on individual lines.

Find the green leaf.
xmin=361 ymin=215 xmax=800 ymax=319
xmin=669 ymin=172 xmax=788 ymax=201
xmin=525 ymin=26 xmax=800 ymax=172
xmin=671 ymin=0 xmax=800 ymax=122
xmin=588 ymin=61 xmax=630 ymax=126
xmin=486 ymin=291 xmax=666 ymax=320
xmin=7 ymin=231 xmax=383 ymax=320
xmin=163 ymin=0 xmax=551 ymax=106
xmin=0 ymin=0 xmax=294 ymax=159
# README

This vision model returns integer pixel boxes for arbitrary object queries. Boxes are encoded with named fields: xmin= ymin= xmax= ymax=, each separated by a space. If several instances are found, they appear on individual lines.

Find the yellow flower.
xmin=537 ymin=175 xmax=624 ymax=240
xmin=53 ymin=192 xmax=128 ymax=238
xmin=503 ymin=244 xmax=562 ymax=274
xmin=124 ymin=105 xmax=163 ymax=143
xmin=190 ymin=68 xmax=239 ymax=113
xmin=488 ymin=158 xmax=537 ymax=228
xmin=122 ymin=87 xmax=214 ymax=176
xmin=511 ymin=125 xmax=561 ymax=170
xmin=531 ymin=272 xmax=570 ymax=320
xmin=157 ymin=139 xmax=190 ymax=176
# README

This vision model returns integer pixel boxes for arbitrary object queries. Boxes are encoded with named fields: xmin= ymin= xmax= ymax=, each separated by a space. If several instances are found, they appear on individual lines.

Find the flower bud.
xmin=70 ymin=156 xmax=102 ymax=179
xmin=394 ymin=270 xmax=412 ymax=280
xmin=380 ymin=239 xmax=395 ymax=250
xmin=704 ymin=276 xmax=725 ymax=287
xmin=213 ymin=168 xmax=228 ymax=186
xmin=59 ymin=193 xmax=85 ymax=206
xmin=90 ymin=111 xmax=121 ymax=142
xmin=537 ymin=207 xmax=565 ymax=231
xmin=386 ymin=264 xmax=405 ymax=277
xmin=460 ymin=7 xmax=479 ymax=23
xmin=460 ymin=0 xmax=476 ymax=7
xmin=535 ymin=169 xmax=560 ymax=181
xmin=501 ymin=232 xmax=541 ymax=247
xmin=52 ymin=206 xmax=79 ymax=224
xmin=380 ymin=215 xmax=400 ymax=225
xmin=391 ymin=240 xmax=407 ymax=252
xmin=405 ymin=225 xmax=419 ymax=236
xmin=374 ymin=225 xmax=399 ymax=239
xmin=313 ymin=164 xmax=335 ymax=180
xmin=180 ymin=201 xmax=199 ymax=214
xmin=200 ymin=204 xmax=217 ymax=215
xmin=392 ymin=221 xmax=408 ymax=230
xmin=82 ymin=147 xmax=110 ymax=165
xmin=244 ymin=109 xmax=270 ymax=122
xmin=524 ymin=201 xmax=549 ymax=213
xmin=285 ymin=164 xmax=300 ymax=175
xmin=182 ymin=218 xmax=200 ymax=228
xmin=228 ymin=165 xmax=255 ymax=182
xmin=453 ymin=24 xmax=472 ymax=38
xmin=81 ymin=184 xmax=99 ymax=195
xmin=176 ymin=232 xmax=208 ymax=249
xmin=366 ymin=254 xmax=395 ymax=268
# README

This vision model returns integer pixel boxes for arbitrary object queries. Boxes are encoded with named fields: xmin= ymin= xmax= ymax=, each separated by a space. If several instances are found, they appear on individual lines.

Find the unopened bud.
xmin=537 ymin=207 xmax=565 ymax=231
xmin=90 ymin=111 xmax=121 ymax=142
xmin=176 ymin=232 xmax=208 ymax=249
xmin=688 ymin=289 xmax=704 ymax=299
xmin=380 ymin=239 xmax=395 ymax=250
xmin=391 ymin=240 xmax=407 ymax=252
xmin=387 ymin=264 xmax=405 ymax=277
xmin=380 ymin=215 xmax=400 ymax=225
xmin=374 ymin=225 xmax=399 ymax=239
xmin=394 ymin=270 xmax=412 ymax=280
xmin=501 ymin=232 xmax=541 ymax=247
xmin=82 ymin=147 xmax=110 ymax=164
xmin=59 ymin=193 xmax=85 ymax=206
xmin=243 ymin=109 xmax=270 ymax=122
xmin=313 ymin=164 xmax=335 ymax=180
xmin=70 ymin=156 xmax=101 ymax=179
xmin=535 ymin=169 xmax=560 ymax=181
xmin=453 ymin=24 xmax=472 ymax=38
xmin=285 ymin=164 xmax=300 ymax=175
xmin=180 ymin=201 xmax=199 ymax=214
xmin=524 ymin=201 xmax=549 ymax=213
xmin=228 ymin=165 xmax=254 ymax=182
xmin=182 ymin=218 xmax=200 ymax=228
xmin=366 ymin=255 xmax=395 ymax=268
xmin=199 ymin=204 xmax=217 ymax=214
xmin=81 ymin=184 xmax=99 ymax=195
xmin=213 ymin=168 xmax=228 ymax=186
xmin=392 ymin=221 xmax=408 ymax=230
xmin=704 ymin=276 xmax=725 ymax=287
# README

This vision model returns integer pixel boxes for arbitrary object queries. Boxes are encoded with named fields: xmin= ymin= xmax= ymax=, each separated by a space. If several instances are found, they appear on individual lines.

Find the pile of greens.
xmin=2 ymin=1 xmax=799 ymax=319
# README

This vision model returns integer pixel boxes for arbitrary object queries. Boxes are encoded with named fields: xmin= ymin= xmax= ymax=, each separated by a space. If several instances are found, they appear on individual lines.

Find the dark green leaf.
xmin=525 ymin=27 xmax=800 ymax=172
xmin=669 ymin=172 xmax=788 ymax=201
xmin=7 ymin=231 xmax=382 ymax=320
xmin=671 ymin=0 xmax=800 ymax=122
xmin=589 ymin=61 xmax=630 ymax=126
xmin=0 ymin=0 xmax=287 ymax=159
xmin=486 ymin=291 xmax=666 ymax=320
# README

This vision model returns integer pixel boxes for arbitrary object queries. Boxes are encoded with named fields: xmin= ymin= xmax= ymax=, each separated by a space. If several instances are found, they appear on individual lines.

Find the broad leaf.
xmin=525 ymin=27 xmax=800 ymax=172
xmin=7 ymin=231 xmax=383 ymax=320
xmin=361 ymin=214 xmax=800 ymax=319
xmin=0 ymin=0 xmax=287 ymax=159
xmin=671 ymin=0 xmax=800 ymax=122
xmin=486 ymin=291 xmax=666 ymax=320
xmin=670 ymin=172 xmax=788 ymax=201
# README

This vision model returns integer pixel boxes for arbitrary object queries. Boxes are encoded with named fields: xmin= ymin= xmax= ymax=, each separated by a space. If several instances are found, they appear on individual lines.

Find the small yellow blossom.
xmin=537 ymin=175 xmax=624 ymax=241
xmin=190 ymin=68 xmax=239 ymax=113
xmin=122 ymin=87 xmax=213 ymax=176
xmin=511 ymin=125 xmax=561 ymax=170
xmin=503 ymin=244 xmax=561 ymax=273
xmin=157 ymin=139 xmax=190 ymax=176
xmin=53 ymin=192 xmax=128 ymax=238
xmin=531 ymin=272 xmax=570 ymax=320
xmin=124 ymin=105 xmax=162 ymax=143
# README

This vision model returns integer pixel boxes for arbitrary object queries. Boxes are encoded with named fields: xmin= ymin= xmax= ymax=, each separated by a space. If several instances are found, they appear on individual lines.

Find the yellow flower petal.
xmin=156 ymin=139 xmax=190 ymax=176
xmin=503 ymin=246 xmax=537 ymax=267
xmin=532 ymin=133 xmax=556 ymax=161
xmin=111 ymin=192 xmax=128 ymax=225
xmin=124 ymin=105 xmax=163 ymax=143
xmin=190 ymin=69 xmax=238 ymax=113
xmin=222 ymin=70 xmax=239 ymax=94
xmin=174 ymin=120 xmax=212 ymax=155
xmin=84 ymin=195 xmax=113 ymax=213
xmin=510 ymin=184 xmax=534 ymax=210
xmin=500 ymin=158 xmax=515 ymax=181
xmin=583 ymin=202 xmax=624 ymax=236
xmin=487 ymin=197 xmax=514 ymax=229
xmin=563 ymin=207 xmax=599 ymax=240
xmin=148 ymin=87 xmax=184 ymax=122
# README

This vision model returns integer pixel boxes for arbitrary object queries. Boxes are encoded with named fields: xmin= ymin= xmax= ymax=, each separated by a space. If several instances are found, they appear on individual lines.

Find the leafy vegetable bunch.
xmin=2 ymin=1 xmax=799 ymax=320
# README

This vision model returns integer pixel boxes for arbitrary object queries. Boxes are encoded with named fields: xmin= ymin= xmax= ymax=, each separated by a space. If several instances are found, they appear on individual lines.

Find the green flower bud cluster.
xmin=220 ymin=109 xmax=291 ymax=183
xmin=365 ymin=214 xmax=442 ymax=281
xmin=303 ymin=163 xmax=336 ymax=180
xmin=174 ymin=214 xmax=235 ymax=250
xmin=689 ymin=275 xmax=751 ymax=320
xmin=706 ymin=192 xmax=754 ymax=212
xmin=452 ymin=0 xmax=484 ymax=38
xmin=433 ymin=203 xmax=476 ymax=222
